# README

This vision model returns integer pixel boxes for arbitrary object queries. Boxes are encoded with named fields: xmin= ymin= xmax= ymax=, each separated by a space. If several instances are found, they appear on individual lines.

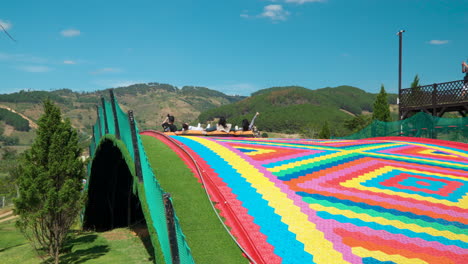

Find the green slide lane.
xmin=141 ymin=135 xmax=248 ymax=264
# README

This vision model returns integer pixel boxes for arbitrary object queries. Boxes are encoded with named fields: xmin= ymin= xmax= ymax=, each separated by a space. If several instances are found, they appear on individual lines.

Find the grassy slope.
xmin=0 ymin=215 xmax=152 ymax=264
xmin=141 ymin=135 xmax=247 ymax=264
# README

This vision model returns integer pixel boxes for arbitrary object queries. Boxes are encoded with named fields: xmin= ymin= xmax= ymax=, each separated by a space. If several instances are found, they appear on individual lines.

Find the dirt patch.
xmin=3 ymin=124 xmax=14 ymax=136
xmin=0 ymin=210 xmax=13 ymax=219
xmin=132 ymin=226 xmax=149 ymax=238
xmin=268 ymin=132 xmax=302 ymax=139
xmin=0 ymin=215 xmax=17 ymax=223
xmin=0 ymin=104 xmax=38 ymax=129
xmin=340 ymin=109 xmax=356 ymax=116
xmin=101 ymin=230 xmax=130 ymax=241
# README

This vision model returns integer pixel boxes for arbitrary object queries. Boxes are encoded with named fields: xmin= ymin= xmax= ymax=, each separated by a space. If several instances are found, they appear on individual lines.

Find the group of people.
xmin=161 ymin=112 xmax=259 ymax=133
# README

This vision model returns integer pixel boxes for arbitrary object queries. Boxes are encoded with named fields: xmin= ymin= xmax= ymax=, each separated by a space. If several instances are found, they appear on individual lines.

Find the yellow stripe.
xmin=341 ymin=166 xmax=468 ymax=208
xmin=419 ymin=149 xmax=459 ymax=158
xmin=352 ymin=247 xmax=429 ymax=264
xmin=190 ymin=137 xmax=350 ymax=264
xmin=267 ymin=151 xmax=351 ymax=173
xmin=308 ymin=203 xmax=468 ymax=242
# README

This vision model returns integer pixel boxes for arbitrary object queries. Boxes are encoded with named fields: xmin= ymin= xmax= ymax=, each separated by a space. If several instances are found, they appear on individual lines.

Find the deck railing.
xmin=400 ymin=79 xmax=467 ymax=109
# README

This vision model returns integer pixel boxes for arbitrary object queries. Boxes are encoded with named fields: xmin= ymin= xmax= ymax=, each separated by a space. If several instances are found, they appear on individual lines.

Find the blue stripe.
xmin=173 ymin=136 xmax=315 ymax=264
xmin=362 ymin=257 xmax=396 ymax=264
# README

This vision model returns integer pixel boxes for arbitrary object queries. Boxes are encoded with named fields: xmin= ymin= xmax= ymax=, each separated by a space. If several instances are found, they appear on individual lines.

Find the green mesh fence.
xmin=338 ymin=112 xmax=468 ymax=143
xmin=98 ymin=107 xmax=105 ymax=136
xmin=104 ymin=100 xmax=116 ymax=135
xmin=115 ymin=101 xmax=135 ymax=162
xmin=87 ymin=95 xmax=195 ymax=264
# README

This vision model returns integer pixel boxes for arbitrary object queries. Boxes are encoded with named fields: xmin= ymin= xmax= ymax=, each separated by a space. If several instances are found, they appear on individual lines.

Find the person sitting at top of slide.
xmin=240 ymin=112 xmax=259 ymax=131
xmin=206 ymin=116 xmax=231 ymax=132
xmin=180 ymin=123 xmax=204 ymax=131
xmin=161 ymin=114 xmax=177 ymax=132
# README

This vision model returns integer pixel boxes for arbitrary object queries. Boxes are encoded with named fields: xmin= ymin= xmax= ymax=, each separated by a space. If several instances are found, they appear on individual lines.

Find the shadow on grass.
xmin=58 ymin=245 xmax=110 ymax=264
xmin=131 ymin=223 xmax=155 ymax=262
xmin=56 ymin=232 xmax=110 ymax=264
xmin=0 ymin=243 xmax=26 ymax=253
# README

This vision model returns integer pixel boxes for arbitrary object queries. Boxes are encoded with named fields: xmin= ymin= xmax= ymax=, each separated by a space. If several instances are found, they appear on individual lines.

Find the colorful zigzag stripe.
xmin=171 ymin=136 xmax=468 ymax=264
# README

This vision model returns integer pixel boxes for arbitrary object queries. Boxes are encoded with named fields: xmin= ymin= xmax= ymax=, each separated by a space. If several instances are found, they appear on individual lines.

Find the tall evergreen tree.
xmin=318 ymin=121 xmax=331 ymax=139
xmin=411 ymin=74 xmax=420 ymax=88
xmin=372 ymin=85 xmax=391 ymax=122
xmin=14 ymin=99 xmax=85 ymax=264
xmin=409 ymin=74 xmax=422 ymax=105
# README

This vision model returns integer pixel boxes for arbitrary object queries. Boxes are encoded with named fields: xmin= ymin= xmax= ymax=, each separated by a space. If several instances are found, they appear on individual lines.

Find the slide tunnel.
xmin=83 ymin=139 xmax=145 ymax=231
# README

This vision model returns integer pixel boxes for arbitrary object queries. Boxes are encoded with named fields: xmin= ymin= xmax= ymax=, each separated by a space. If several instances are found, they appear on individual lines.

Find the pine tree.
xmin=408 ymin=74 xmax=422 ymax=105
xmin=318 ymin=121 xmax=331 ymax=139
xmin=14 ymin=99 xmax=85 ymax=264
xmin=372 ymin=85 xmax=391 ymax=122
xmin=411 ymin=74 xmax=420 ymax=88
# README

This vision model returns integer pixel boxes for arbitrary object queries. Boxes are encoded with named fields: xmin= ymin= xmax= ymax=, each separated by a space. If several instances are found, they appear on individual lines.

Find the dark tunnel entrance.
xmin=83 ymin=139 xmax=145 ymax=231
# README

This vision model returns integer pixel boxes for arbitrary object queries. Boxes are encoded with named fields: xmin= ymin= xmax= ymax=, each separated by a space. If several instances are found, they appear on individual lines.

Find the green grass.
xmin=0 ymin=216 xmax=153 ymax=264
xmin=141 ymin=135 xmax=248 ymax=264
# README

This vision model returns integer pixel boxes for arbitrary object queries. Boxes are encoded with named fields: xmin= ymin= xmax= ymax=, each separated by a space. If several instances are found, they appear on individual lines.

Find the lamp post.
xmin=397 ymin=30 xmax=405 ymax=120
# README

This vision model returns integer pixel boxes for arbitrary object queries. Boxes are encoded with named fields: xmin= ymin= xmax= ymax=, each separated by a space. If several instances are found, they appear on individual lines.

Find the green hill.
xmin=198 ymin=85 xmax=397 ymax=137
xmin=0 ymin=83 xmax=246 ymax=150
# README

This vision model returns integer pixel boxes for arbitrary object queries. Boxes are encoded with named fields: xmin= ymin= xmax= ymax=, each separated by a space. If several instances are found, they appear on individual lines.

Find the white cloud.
xmin=0 ymin=52 xmax=48 ymax=63
xmin=63 ymin=60 xmax=76 ymax=64
xmin=429 ymin=40 xmax=449 ymax=45
xmin=61 ymin=29 xmax=81 ymax=37
xmin=285 ymin=0 xmax=326 ymax=4
xmin=240 ymin=14 xmax=250 ymax=18
xmin=17 ymin=65 xmax=52 ymax=73
xmin=0 ymin=19 xmax=12 ymax=30
xmin=261 ymin=5 xmax=290 ymax=21
xmin=93 ymin=79 xmax=143 ymax=88
xmin=91 ymin=68 xmax=123 ymax=74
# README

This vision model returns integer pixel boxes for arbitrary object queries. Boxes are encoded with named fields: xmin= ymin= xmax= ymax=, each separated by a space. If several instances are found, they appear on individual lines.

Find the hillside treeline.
xmin=0 ymin=109 xmax=30 ymax=131
xmin=0 ymin=90 xmax=66 ymax=104
xmin=198 ymin=86 xmax=397 ymax=137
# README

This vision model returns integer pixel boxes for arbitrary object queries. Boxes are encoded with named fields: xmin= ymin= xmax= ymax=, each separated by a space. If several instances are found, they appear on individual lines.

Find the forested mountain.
xmin=198 ymin=85 xmax=397 ymax=137
xmin=0 ymin=83 xmax=245 ymax=146
xmin=0 ymin=83 xmax=397 ymax=146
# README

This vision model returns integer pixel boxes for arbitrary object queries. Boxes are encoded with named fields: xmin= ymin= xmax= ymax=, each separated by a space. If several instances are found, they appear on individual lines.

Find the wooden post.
xmin=128 ymin=110 xmax=143 ymax=182
xmin=163 ymin=193 xmax=180 ymax=264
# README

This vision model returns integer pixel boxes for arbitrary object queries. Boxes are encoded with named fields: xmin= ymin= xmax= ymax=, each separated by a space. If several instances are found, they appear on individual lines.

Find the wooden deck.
xmin=399 ymin=79 xmax=468 ymax=119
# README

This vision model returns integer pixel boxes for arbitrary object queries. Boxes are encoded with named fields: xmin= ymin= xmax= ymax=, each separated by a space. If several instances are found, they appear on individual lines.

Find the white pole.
xmin=1 ymin=196 xmax=4 ymax=208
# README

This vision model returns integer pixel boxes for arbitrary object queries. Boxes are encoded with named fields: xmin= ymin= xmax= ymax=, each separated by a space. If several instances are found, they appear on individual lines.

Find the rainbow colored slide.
xmin=143 ymin=132 xmax=468 ymax=264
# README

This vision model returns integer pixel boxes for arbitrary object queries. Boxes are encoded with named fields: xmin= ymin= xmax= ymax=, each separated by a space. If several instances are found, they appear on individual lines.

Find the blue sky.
xmin=1 ymin=0 xmax=467 ymax=95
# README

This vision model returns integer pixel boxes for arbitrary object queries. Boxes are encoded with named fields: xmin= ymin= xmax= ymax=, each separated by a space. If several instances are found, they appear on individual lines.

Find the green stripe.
xmin=273 ymin=153 xmax=355 ymax=177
